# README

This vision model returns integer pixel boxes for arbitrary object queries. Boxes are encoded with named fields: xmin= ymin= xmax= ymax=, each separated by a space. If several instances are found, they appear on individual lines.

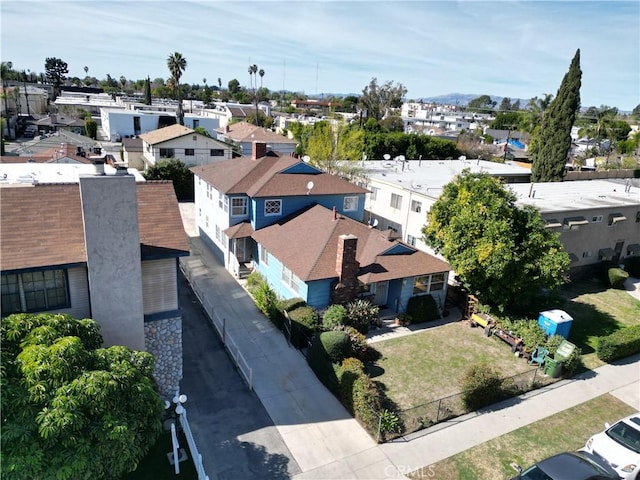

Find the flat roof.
xmin=364 ymin=158 xmax=531 ymax=198
xmin=0 ymin=163 xmax=145 ymax=185
xmin=508 ymin=179 xmax=640 ymax=212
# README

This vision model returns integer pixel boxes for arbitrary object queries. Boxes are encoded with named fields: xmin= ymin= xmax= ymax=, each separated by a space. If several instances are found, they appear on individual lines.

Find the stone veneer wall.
xmin=144 ymin=316 xmax=182 ymax=400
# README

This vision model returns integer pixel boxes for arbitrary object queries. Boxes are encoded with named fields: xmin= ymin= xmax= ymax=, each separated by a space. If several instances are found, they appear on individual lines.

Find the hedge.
xmin=307 ymin=334 xmax=341 ymax=394
xmin=288 ymin=306 xmax=318 ymax=349
xmin=596 ymin=325 xmax=640 ymax=362
xmin=406 ymin=295 xmax=439 ymax=324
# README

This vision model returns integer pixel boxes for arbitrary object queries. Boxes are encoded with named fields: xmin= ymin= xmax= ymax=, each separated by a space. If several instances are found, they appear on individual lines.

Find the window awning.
xmin=545 ymin=218 xmax=562 ymax=228
xmin=599 ymin=248 xmax=615 ymax=258
xmin=609 ymin=214 xmax=627 ymax=224
xmin=565 ymin=217 xmax=589 ymax=227
xmin=627 ymin=244 xmax=640 ymax=255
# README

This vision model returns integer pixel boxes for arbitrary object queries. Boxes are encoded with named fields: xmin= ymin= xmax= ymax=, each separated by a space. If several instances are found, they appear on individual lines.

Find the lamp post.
xmin=165 ymin=392 xmax=188 ymax=474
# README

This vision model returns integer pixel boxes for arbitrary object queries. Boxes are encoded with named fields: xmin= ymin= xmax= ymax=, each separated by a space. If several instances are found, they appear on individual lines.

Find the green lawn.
xmin=369 ymin=322 xmax=542 ymax=411
xmin=557 ymin=278 xmax=640 ymax=368
xmin=122 ymin=428 xmax=197 ymax=480
xmin=410 ymin=394 xmax=637 ymax=480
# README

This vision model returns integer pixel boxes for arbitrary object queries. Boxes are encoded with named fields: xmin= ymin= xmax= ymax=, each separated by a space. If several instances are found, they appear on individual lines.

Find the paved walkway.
xmin=178 ymin=203 xmax=640 ymax=480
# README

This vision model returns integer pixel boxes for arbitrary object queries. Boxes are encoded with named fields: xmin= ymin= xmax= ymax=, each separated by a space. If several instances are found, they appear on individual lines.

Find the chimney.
xmin=332 ymin=234 xmax=360 ymax=305
xmin=252 ymin=141 xmax=267 ymax=160
xmin=93 ymin=159 xmax=105 ymax=175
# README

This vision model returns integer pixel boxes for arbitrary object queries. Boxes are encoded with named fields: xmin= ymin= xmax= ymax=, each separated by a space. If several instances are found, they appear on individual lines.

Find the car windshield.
xmin=607 ymin=421 xmax=640 ymax=454
xmin=519 ymin=465 xmax=553 ymax=480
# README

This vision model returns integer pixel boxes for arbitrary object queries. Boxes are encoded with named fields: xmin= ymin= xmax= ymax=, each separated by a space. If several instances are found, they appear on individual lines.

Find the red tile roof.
xmin=252 ymin=204 xmax=450 ymax=282
xmin=191 ymin=153 xmax=368 ymax=197
xmin=1 ymin=181 xmax=188 ymax=272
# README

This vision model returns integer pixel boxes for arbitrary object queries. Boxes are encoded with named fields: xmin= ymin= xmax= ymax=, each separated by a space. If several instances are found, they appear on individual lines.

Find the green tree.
xmin=467 ymin=95 xmax=496 ymax=113
xmin=422 ymin=171 xmax=570 ymax=312
xmin=521 ymin=94 xmax=554 ymax=134
xmin=499 ymin=97 xmax=512 ymax=111
xmin=167 ymin=52 xmax=187 ymax=125
xmin=380 ymin=115 xmax=405 ymax=132
xmin=144 ymin=158 xmax=194 ymax=201
xmin=144 ymin=76 xmax=152 ymax=105
xmin=228 ymin=78 xmax=240 ymax=95
xmin=358 ymin=78 xmax=407 ymax=121
xmin=44 ymin=57 xmax=68 ymax=98
xmin=84 ymin=116 xmax=97 ymax=139
xmin=530 ymin=49 xmax=582 ymax=182
xmin=1 ymin=313 xmax=164 ymax=480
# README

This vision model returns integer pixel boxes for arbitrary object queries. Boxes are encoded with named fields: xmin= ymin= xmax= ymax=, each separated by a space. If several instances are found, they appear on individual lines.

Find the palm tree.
xmin=259 ymin=68 xmax=265 ymax=89
xmin=248 ymin=64 xmax=260 ymax=125
xmin=84 ymin=65 xmax=88 ymax=76
xmin=119 ymin=76 xmax=127 ymax=91
xmin=167 ymin=52 xmax=187 ymax=125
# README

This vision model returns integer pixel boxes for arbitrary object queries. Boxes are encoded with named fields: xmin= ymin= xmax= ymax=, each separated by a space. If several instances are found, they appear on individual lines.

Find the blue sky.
xmin=2 ymin=0 xmax=638 ymax=110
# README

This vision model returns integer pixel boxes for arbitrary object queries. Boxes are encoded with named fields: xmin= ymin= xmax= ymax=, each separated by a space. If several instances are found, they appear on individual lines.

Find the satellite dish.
xmin=371 ymin=218 xmax=379 ymax=228
xmin=306 ymin=181 xmax=314 ymax=194
xmin=458 ymin=155 xmax=467 ymax=161
xmin=398 ymin=155 xmax=406 ymax=161
xmin=383 ymin=154 xmax=391 ymax=160
xmin=302 ymin=155 xmax=310 ymax=163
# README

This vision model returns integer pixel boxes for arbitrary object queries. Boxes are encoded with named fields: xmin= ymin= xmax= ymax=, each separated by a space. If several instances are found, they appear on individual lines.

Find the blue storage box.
xmin=537 ymin=309 xmax=573 ymax=338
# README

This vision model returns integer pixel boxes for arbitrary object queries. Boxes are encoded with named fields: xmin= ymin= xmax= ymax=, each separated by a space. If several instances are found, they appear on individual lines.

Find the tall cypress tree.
xmin=144 ymin=76 xmax=152 ymax=105
xmin=530 ymin=49 xmax=582 ymax=182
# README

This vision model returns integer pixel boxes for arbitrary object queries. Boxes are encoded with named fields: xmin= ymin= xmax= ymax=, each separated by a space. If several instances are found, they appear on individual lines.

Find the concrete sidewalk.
xmin=178 ymin=203 xmax=639 ymax=480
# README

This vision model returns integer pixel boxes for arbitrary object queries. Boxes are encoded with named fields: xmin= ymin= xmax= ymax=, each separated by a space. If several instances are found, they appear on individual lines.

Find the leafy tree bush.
xmin=544 ymin=334 xmax=565 ymax=355
xmin=143 ymin=158 xmax=194 ymax=201
xmin=333 ymin=325 xmax=377 ymax=362
xmin=307 ymin=333 xmax=341 ymax=394
xmin=288 ymin=306 xmax=318 ymax=348
xmin=322 ymin=304 xmax=347 ymax=330
xmin=84 ymin=116 xmax=97 ymax=140
xmin=596 ymin=325 xmax=640 ymax=362
xmin=461 ymin=363 xmax=505 ymax=411
xmin=352 ymin=373 xmax=383 ymax=435
xmin=560 ymin=345 xmax=583 ymax=377
xmin=607 ymin=265 xmax=629 ymax=288
xmin=338 ymin=357 xmax=365 ymax=413
xmin=246 ymin=270 xmax=265 ymax=293
xmin=346 ymin=299 xmax=380 ymax=334
xmin=317 ymin=330 xmax=350 ymax=363
xmin=499 ymin=317 xmax=547 ymax=351
xmin=253 ymin=282 xmax=280 ymax=324
xmin=281 ymin=297 xmax=307 ymax=312
xmin=406 ymin=295 xmax=439 ymax=324
xmin=1 ymin=313 xmax=164 ymax=480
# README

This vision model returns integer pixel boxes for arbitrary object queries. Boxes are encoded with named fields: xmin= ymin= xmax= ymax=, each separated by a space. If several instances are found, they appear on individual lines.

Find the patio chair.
xmin=529 ymin=346 xmax=549 ymax=367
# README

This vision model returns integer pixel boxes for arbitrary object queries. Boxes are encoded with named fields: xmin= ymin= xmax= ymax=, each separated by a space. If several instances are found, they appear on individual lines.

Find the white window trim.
xmin=231 ymin=197 xmax=248 ymax=216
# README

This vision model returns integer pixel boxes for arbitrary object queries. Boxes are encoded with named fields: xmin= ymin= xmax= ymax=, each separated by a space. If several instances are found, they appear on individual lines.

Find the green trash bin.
xmin=544 ymin=356 xmax=563 ymax=378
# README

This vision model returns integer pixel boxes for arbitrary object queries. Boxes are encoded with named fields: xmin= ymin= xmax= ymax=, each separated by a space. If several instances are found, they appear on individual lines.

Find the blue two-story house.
xmin=191 ymin=142 xmax=451 ymax=312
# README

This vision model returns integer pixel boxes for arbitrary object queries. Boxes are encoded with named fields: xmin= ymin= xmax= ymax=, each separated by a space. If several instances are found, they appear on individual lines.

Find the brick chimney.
xmin=252 ymin=141 xmax=267 ymax=160
xmin=331 ymin=234 xmax=360 ymax=305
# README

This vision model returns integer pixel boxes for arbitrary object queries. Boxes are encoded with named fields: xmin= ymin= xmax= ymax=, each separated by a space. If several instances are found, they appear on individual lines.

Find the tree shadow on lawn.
xmin=559 ymin=300 xmax=619 ymax=355
xmin=365 ymin=363 xmax=385 ymax=379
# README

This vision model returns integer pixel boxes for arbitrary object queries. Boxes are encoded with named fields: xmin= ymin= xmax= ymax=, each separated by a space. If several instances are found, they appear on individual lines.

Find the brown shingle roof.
xmin=139 ymin=124 xmax=195 ymax=145
xmin=219 ymin=122 xmax=296 ymax=144
xmin=252 ymin=204 xmax=450 ymax=282
xmin=1 ymin=181 xmax=188 ymax=272
xmin=223 ymin=221 xmax=254 ymax=239
xmin=191 ymin=154 xmax=368 ymax=197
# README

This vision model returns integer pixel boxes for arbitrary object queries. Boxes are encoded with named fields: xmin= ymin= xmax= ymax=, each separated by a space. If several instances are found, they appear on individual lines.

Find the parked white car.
xmin=584 ymin=413 xmax=640 ymax=480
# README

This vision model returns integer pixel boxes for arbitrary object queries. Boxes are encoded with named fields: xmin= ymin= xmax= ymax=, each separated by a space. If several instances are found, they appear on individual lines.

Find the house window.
xmin=193 ymin=120 xmax=199 ymax=128
xmin=185 ymin=148 xmax=195 ymax=156
xmin=343 ymin=196 xmax=358 ymax=212
xmin=215 ymin=225 xmax=221 ymax=242
xmin=159 ymin=148 xmax=175 ymax=158
xmin=412 ymin=272 xmax=445 ymax=295
xmin=231 ymin=197 xmax=248 ymax=216
xmin=407 ymin=235 xmax=416 ymax=246
xmin=582 ymin=251 xmax=592 ymax=258
xmin=390 ymin=193 xmax=402 ymax=209
xmin=218 ymin=193 xmax=228 ymax=212
xmin=370 ymin=186 xmax=379 ymax=201
xmin=210 ymin=149 xmax=224 ymax=157
xmin=1 ymin=270 xmax=69 ymax=315
xmin=260 ymin=246 xmax=269 ymax=266
xmin=198 ymin=208 xmax=202 ymax=217
xmin=265 ymin=199 xmax=282 ymax=216
xmin=592 ymin=215 xmax=603 ymax=223
xmin=281 ymin=266 xmax=300 ymax=293
xmin=411 ymin=200 xmax=422 ymax=213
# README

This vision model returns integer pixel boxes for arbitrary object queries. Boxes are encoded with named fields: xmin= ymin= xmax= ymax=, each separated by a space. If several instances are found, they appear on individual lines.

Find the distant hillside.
xmin=418 ymin=93 xmax=530 ymax=107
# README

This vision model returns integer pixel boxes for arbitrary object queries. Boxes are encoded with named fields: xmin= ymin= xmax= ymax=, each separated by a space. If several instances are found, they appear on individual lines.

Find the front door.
xmin=233 ymin=238 xmax=249 ymax=263
xmin=374 ymin=281 xmax=388 ymax=307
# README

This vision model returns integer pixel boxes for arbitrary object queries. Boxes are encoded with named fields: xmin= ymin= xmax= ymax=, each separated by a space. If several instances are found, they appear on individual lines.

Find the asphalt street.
xmin=179 ymin=272 xmax=302 ymax=479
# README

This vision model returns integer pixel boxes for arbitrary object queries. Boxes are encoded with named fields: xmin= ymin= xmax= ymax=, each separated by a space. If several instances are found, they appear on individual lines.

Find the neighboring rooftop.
xmin=0 ymin=163 xmax=145 ymax=185
xmin=218 ymin=121 xmax=297 ymax=145
xmin=363 ymin=158 xmax=532 ymax=198
xmin=508 ymin=179 xmax=640 ymax=212
xmin=139 ymin=124 xmax=195 ymax=145
xmin=0 ymin=181 xmax=188 ymax=272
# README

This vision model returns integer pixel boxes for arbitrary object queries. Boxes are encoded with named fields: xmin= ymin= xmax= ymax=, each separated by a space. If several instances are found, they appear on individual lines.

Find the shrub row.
xmin=596 ymin=325 xmax=640 ymax=362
